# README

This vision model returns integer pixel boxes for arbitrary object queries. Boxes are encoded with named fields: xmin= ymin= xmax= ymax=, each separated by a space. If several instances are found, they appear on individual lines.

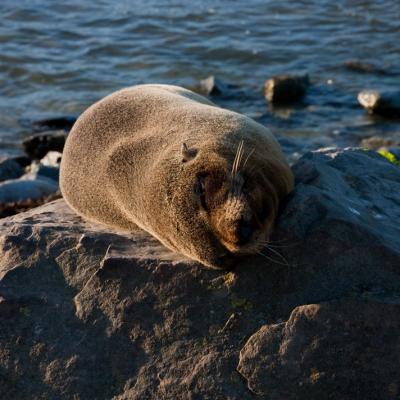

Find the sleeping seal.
xmin=60 ymin=84 xmax=294 ymax=269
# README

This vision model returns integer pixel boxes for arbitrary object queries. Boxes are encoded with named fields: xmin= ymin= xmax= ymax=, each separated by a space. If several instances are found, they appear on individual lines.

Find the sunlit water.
xmin=1 ymin=0 xmax=400 ymax=156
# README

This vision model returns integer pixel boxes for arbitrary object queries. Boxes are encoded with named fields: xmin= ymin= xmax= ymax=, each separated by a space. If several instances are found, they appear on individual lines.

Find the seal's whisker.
xmin=233 ymin=140 xmax=244 ymax=179
xmin=245 ymin=165 xmax=258 ymax=179
xmin=231 ymin=140 xmax=242 ymax=178
xmin=265 ymin=238 xmax=293 ymax=244
xmin=232 ymin=143 xmax=240 ymax=176
xmin=237 ymin=140 xmax=244 ymax=176
xmin=242 ymin=148 xmax=255 ymax=170
xmin=255 ymin=250 xmax=289 ymax=266
xmin=264 ymin=245 xmax=290 ymax=265
xmin=259 ymin=242 xmax=294 ymax=249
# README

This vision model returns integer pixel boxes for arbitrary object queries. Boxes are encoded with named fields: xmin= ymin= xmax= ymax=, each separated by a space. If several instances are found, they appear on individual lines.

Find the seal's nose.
xmin=237 ymin=220 xmax=253 ymax=244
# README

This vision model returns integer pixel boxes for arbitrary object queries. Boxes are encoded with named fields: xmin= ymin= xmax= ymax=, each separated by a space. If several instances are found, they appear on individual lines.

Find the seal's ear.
xmin=181 ymin=143 xmax=197 ymax=163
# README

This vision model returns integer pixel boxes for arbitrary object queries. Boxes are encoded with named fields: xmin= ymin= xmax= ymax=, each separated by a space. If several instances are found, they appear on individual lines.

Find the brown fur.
xmin=60 ymin=84 xmax=294 ymax=268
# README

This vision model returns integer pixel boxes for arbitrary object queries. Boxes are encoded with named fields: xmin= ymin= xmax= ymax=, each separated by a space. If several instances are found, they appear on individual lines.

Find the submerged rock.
xmin=358 ymin=90 xmax=400 ymax=118
xmin=0 ymin=148 xmax=399 ymax=399
xmin=344 ymin=59 xmax=392 ymax=75
xmin=22 ymin=131 xmax=67 ymax=160
xmin=264 ymin=74 xmax=309 ymax=105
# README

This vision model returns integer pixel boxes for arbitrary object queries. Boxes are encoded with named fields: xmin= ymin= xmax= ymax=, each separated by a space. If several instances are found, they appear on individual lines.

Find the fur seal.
xmin=60 ymin=84 xmax=294 ymax=269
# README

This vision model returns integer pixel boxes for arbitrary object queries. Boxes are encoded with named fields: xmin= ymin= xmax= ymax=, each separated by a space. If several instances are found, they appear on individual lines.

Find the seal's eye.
xmin=195 ymin=173 xmax=208 ymax=211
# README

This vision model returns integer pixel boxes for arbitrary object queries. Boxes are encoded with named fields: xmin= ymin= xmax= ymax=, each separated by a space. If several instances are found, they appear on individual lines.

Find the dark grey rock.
xmin=0 ymin=148 xmax=399 ymax=399
xmin=0 ymin=158 xmax=24 ymax=182
xmin=273 ymin=148 xmax=400 ymax=302
xmin=22 ymin=131 xmax=67 ymax=160
xmin=358 ymin=90 xmax=400 ymax=118
xmin=264 ymin=74 xmax=310 ymax=105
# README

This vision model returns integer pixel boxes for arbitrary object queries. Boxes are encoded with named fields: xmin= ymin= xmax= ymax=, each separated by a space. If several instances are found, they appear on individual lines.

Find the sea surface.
xmin=1 ymin=0 xmax=400 ymax=156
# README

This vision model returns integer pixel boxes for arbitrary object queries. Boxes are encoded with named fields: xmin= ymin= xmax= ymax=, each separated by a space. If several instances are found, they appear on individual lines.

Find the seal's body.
xmin=60 ymin=85 xmax=293 ymax=268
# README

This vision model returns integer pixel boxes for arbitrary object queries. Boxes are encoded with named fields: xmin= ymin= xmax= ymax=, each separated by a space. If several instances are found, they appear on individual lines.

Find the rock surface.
xmin=0 ymin=148 xmax=399 ymax=399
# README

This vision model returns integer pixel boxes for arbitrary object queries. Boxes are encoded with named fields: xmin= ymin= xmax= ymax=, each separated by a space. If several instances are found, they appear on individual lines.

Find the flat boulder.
xmin=0 ymin=148 xmax=399 ymax=399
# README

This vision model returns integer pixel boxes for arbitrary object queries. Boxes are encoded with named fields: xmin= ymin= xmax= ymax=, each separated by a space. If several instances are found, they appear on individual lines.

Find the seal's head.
xmin=157 ymin=139 xmax=293 ymax=269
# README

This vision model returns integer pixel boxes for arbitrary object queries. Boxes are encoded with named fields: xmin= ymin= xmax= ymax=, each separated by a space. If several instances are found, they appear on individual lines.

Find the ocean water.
xmin=1 ymin=0 xmax=400 ymax=156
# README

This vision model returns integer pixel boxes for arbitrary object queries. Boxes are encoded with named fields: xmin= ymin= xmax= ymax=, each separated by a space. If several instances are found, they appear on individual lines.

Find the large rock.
xmin=0 ymin=148 xmax=399 ymax=399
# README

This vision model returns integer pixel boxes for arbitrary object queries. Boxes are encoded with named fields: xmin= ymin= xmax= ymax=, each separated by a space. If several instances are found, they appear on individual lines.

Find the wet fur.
xmin=60 ymin=84 xmax=294 ymax=268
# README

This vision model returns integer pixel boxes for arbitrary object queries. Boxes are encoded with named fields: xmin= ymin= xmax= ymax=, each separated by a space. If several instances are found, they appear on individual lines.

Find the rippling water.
xmin=1 ymin=0 xmax=400 ymax=156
